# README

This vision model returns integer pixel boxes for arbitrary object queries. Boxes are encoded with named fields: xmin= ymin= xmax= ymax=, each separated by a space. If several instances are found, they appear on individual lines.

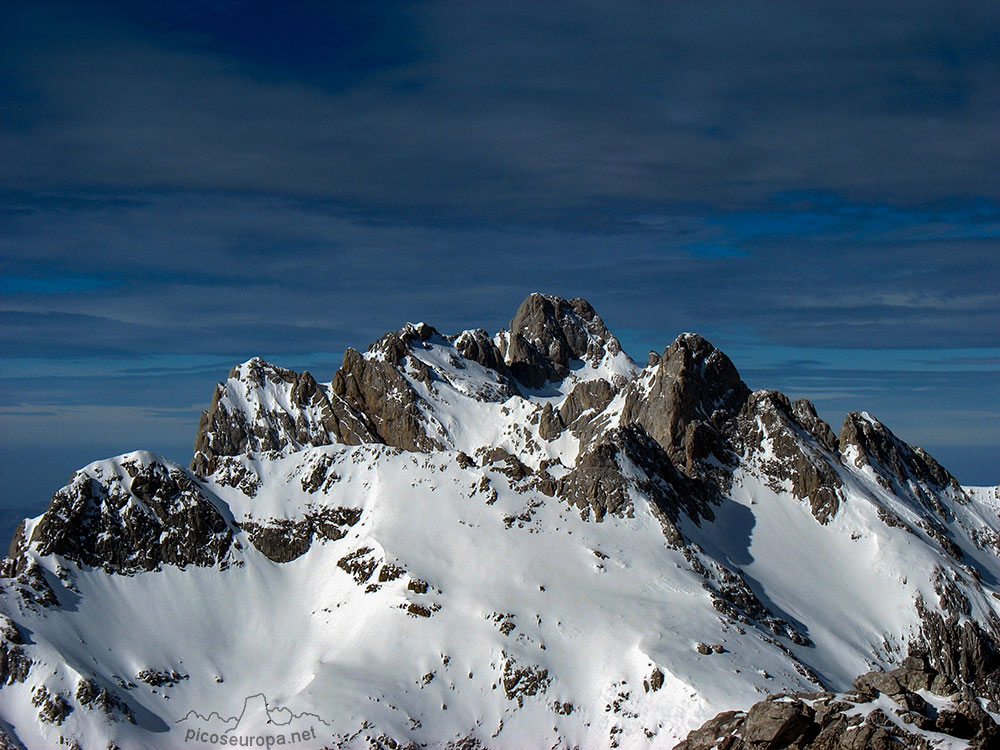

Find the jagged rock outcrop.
xmin=452 ymin=328 xmax=519 ymax=394
xmin=192 ymin=358 xmax=374 ymax=475
xmin=330 ymin=327 xmax=444 ymax=453
xmin=622 ymin=333 xmax=750 ymax=470
xmin=26 ymin=456 xmax=235 ymax=575
xmin=915 ymin=592 xmax=1000 ymax=710
xmin=0 ymin=615 xmax=30 ymax=685
xmin=538 ymin=378 xmax=617 ymax=441
xmin=840 ymin=411 xmax=966 ymax=508
xmin=75 ymin=677 xmax=134 ymax=724
xmin=239 ymin=506 xmax=363 ymax=563
xmin=737 ymin=391 xmax=844 ymax=523
xmin=792 ymin=399 xmax=839 ymax=454
xmin=676 ymin=653 xmax=1000 ymax=749
xmin=504 ymin=293 xmax=629 ymax=387
xmin=558 ymin=423 xmax=713 ymax=543
xmin=559 ymin=439 xmax=632 ymax=522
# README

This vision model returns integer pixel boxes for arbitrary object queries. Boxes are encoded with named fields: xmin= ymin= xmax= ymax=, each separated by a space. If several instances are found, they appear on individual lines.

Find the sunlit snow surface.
xmin=1 ymin=334 xmax=998 ymax=749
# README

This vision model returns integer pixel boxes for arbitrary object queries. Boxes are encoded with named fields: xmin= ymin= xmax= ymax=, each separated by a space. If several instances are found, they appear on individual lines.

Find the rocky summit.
xmin=1 ymin=293 xmax=998 ymax=750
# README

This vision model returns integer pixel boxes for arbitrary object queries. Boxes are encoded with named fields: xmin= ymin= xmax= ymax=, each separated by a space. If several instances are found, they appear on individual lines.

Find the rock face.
xmin=26 ymin=454 xmax=235 ymax=575
xmin=452 ymin=328 xmax=519 ymax=393
xmin=0 ymin=615 xmax=31 ymax=686
xmin=737 ymin=390 xmax=844 ymax=523
xmin=839 ymin=411 xmax=966 ymax=507
xmin=504 ymin=293 xmax=627 ymax=387
xmin=330 ymin=326 xmax=444 ymax=453
xmin=916 ymin=593 xmax=1000 ymax=711
xmin=192 ymin=358 xmax=374 ymax=475
xmin=675 ymin=655 xmax=1000 ymax=750
xmin=538 ymin=378 xmax=617 ymax=441
xmin=622 ymin=333 xmax=750 ymax=470
xmin=239 ymin=506 xmax=362 ymax=563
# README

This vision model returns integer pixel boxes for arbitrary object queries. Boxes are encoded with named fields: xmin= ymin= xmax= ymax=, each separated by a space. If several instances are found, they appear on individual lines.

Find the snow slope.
xmin=1 ymin=293 xmax=997 ymax=750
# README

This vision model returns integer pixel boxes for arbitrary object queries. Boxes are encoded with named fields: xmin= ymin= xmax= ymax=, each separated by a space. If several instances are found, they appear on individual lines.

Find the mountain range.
xmin=1 ymin=293 xmax=998 ymax=749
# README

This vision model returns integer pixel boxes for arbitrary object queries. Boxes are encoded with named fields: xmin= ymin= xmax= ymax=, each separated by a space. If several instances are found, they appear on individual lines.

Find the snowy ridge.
xmin=1 ymin=293 xmax=998 ymax=750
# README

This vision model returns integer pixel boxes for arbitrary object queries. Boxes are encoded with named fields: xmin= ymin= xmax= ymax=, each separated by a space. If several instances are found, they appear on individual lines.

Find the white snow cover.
xmin=1 ymin=316 xmax=998 ymax=750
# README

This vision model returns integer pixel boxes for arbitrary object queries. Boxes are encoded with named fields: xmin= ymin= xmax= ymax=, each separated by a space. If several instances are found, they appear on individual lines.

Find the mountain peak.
xmin=839 ymin=410 xmax=963 ymax=502
xmin=2 ymin=295 xmax=999 ymax=749
xmin=502 ymin=292 xmax=635 ymax=388
xmin=620 ymin=331 xmax=750 ymax=467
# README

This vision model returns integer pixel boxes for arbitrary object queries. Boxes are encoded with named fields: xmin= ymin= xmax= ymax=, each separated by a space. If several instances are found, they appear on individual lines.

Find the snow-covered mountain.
xmin=1 ymin=293 xmax=998 ymax=750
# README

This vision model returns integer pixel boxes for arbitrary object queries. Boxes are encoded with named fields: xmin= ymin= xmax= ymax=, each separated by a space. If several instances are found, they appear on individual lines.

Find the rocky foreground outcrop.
xmin=675 ymin=654 xmax=999 ymax=749
xmin=13 ymin=454 xmax=236 ymax=577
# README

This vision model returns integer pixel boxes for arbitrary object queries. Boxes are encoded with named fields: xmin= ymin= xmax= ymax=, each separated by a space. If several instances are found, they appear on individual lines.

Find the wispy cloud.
xmin=3 ymin=2 xmax=1000 ymax=217
xmin=2 ymin=0 xmax=998 ymax=500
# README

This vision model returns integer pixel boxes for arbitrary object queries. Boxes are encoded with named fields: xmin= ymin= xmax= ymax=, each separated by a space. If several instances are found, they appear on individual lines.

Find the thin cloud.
xmin=3 ymin=2 xmax=1000 ymax=217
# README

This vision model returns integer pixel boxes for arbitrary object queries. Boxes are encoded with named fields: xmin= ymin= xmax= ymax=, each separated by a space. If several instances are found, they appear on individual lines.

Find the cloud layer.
xmin=2 ymin=1 xmax=998 ymax=504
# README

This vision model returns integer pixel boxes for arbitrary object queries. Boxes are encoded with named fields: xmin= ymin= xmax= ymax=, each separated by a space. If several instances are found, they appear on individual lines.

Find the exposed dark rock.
xmin=737 ymin=390 xmax=844 ymax=524
xmin=559 ymin=378 xmax=616 ymax=428
xmin=239 ymin=506 xmax=362 ymax=563
xmin=936 ymin=708 xmax=976 ymax=738
xmin=506 ymin=332 xmax=560 ymax=389
xmin=191 ymin=358 xmax=375 ymax=475
xmin=4 ymin=522 xmax=29 ymax=573
xmin=675 ymin=657 xmax=1000 ymax=750
xmin=299 ymin=453 xmax=340 ymax=494
xmin=649 ymin=668 xmax=664 ymax=692
xmin=330 ymin=339 xmax=443 ymax=453
xmin=792 ymin=399 xmax=839 ymax=454
xmin=674 ymin=710 xmax=745 ymax=750
xmin=32 ymin=685 xmax=72 ymax=725
xmin=839 ymin=412 xmax=966 ymax=511
xmin=537 ymin=402 xmax=564 ymax=441
xmin=210 ymin=456 xmax=262 ymax=497
xmin=504 ymin=293 xmax=628 ymax=387
xmin=914 ymin=595 xmax=1000 ymax=709
xmin=337 ymin=547 xmax=380 ymax=585
xmin=500 ymin=654 xmax=550 ymax=707
xmin=560 ymin=423 xmax=715 ymax=541
xmin=0 ymin=616 xmax=21 ymax=646
xmin=379 ymin=563 xmax=405 ymax=582
xmin=0 ymin=614 xmax=30 ymax=685
xmin=546 ymin=377 xmax=619 ymax=447
xmin=76 ymin=677 xmax=135 ymax=723
xmin=621 ymin=333 xmax=749 ymax=469
xmin=136 ymin=669 xmax=188 ymax=687
xmin=932 ymin=566 xmax=972 ymax=617
xmin=481 ymin=447 xmax=531 ymax=483
xmin=701 ymin=559 xmax=811 ymax=646
xmin=453 ymin=329 xmax=519 ymax=392
xmin=407 ymin=603 xmax=432 ymax=618
xmin=741 ymin=698 xmax=815 ymax=746
xmin=558 ymin=440 xmax=630 ymax=522
xmin=27 ymin=459 xmax=234 ymax=575
xmin=1 ymin=532 xmax=60 ymax=609
xmin=552 ymin=701 xmax=574 ymax=715
xmin=917 ymin=518 xmax=963 ymax=560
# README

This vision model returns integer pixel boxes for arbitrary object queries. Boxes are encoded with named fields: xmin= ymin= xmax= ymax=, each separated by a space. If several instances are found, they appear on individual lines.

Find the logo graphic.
xmin=175 ymin=694 xmax=333 ymax=748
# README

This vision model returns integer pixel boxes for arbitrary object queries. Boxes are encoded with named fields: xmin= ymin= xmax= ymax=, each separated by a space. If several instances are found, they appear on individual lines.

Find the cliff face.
xmin=1 ymin=293 xmax=998 ymax=750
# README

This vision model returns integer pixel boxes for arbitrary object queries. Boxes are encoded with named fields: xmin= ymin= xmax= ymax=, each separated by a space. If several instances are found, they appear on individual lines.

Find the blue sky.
xmin=1 ymin=1 xmax=998 ymax=520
